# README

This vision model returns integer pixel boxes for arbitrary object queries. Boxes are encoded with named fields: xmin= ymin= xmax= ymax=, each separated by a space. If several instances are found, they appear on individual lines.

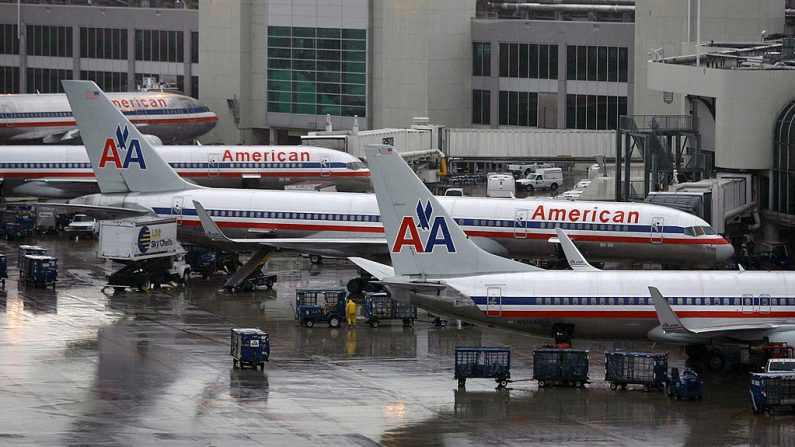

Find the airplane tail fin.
xmin=364 ymin=145 xmax=534 ymax=277
xmin=61 ymin=80 xmax=196 ymax=194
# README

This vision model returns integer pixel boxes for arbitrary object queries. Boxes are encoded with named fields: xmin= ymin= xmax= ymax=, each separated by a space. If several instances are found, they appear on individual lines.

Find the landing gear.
xmin=309 ymin=254 xmax=322 ymax=265
xmin=684 ymin=344 xmax=726 ymax=372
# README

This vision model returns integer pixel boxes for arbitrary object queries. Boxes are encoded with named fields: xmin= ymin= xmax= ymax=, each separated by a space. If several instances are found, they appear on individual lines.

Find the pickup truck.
xmin=65 ymin=214 xmax=98 ymax=239
xmin=764 ymin=358 xmax=795 ymax=373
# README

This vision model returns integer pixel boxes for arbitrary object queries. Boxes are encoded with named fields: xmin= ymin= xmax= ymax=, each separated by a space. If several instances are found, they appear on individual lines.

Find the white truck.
xmin=487 ymin=173 xmax=516 ymax=198
xmin=516 ymin=167 xmax=564 ymax=192
xmin=98 ymin=217 xmax=189 ymax=292
xmin=65 ymin=214 xmax=98 ymax=239
xmin=764 ymin=358 xmax=795 ymax=373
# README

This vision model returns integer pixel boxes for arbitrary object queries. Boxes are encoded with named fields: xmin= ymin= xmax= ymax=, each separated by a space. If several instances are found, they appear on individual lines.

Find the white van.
xmin=487 ymin=173 xmax=516 ymax=198
xmin=517 ymin=167 xmax=563 ymax=192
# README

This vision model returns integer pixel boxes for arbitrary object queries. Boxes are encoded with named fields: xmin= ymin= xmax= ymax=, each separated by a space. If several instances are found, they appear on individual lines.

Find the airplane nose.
xmin=715 ymin=242 xmax=734 ymax=262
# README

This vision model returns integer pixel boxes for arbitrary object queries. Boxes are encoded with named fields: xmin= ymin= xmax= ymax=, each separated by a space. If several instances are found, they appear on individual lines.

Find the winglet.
xmin=649 ymin=286 xmax=691 ymax=334
xmin=554 ymin=227 xmax=599 ymax=271
xmin=193 ymin=200 xmax=233 ymax=243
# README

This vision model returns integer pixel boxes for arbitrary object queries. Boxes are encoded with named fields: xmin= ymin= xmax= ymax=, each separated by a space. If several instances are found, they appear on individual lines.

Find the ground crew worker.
xmin=346 ymin=298 xmax=357 ymax=327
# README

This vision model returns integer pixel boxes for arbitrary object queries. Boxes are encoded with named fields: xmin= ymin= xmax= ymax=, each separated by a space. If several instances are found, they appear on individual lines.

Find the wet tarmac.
xmin=0 ymin=236 xmax=792 ymax=446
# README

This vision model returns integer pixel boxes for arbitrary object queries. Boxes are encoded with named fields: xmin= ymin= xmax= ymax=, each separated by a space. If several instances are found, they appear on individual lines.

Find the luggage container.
xmin=295 ymin=288 xmax=348 ymax=328
xmin=750 ymin=372 xmax=795 ymax=415
xmin=454 ymin=347 xmax=511 ymax=388
xmin=605 ymin=351 xmax=668 ymax=391
xmin=533 ymin=348 xmax=589 ymax=388
xmin=18 ymin=245 xmax=47 ymax=279
xmin=666 ymin=368 xmax=704 ymax=401
xmin=0 ymin=254 xmax=7 ymax=288
xmin=363 ymin=292 xmax=417 ymax=327
xmin=23 ymin=255 xmax=57 ymax=289
xmin=230 ymin=328 xmax=270 ymax=370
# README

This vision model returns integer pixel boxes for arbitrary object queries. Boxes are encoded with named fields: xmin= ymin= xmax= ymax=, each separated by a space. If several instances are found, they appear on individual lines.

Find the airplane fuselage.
xmin=69 ymin=188 xmax=733 ymax=265
xmin=395 ymin=270 xmax=795 ymax=342
xmin=0 ymin=92 xmax=216 ymax=144
xmin=0 ymin=145 xmax=371 ymax=196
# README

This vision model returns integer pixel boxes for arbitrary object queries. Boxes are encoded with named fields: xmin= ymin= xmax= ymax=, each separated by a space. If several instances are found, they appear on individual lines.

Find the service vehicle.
xmin=666 ymin=368 xmax=704 ymax=401
xmin=18 ymin=245 xmax=47 ymax=280
xmin=65 ymin=213 xmax=98 ymax=239
xmin=454 ymin=347 xmax=511 ymax=389
xmin=22 ymin=254 xmax=57 ymax=289
xmin=764 ymin=358 xmax=795 ymax=373
xmin=533 ymin=348 xmax=589 ymax=388
xmin=750 ymin=372 xmax=795 ymax=415
xmin=363 ymin=292 xmax=417 ymax=327
xmin=516 ymin=167 xmax=564 ymax=192
xmin=605 ymin=351 xmax=668 ymax=391
xmin=487 ymin=173 xmax=515 ymax=198
xmin=443 ymin=187 xmax=465 ymax=197
xmin=294 ymin=288 xmax=348 ymax=328
xmin=230 ymin=328 xmax=270 ymax=370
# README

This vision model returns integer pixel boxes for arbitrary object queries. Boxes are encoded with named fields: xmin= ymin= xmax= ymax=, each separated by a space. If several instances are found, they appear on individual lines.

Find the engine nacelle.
xmin=141 ymin=134 xmax=163 ymax=145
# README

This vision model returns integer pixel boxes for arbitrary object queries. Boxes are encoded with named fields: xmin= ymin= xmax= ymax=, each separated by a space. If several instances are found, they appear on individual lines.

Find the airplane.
xmin=349 ymin=144 xmax=795 ymax=371
xmin=0 ymin=144 xmax=372 ymax=198
xmin=0 ymin=91 xmax=217 ymax=144
xmin=59 ymin=80 xmax=731 ymax=270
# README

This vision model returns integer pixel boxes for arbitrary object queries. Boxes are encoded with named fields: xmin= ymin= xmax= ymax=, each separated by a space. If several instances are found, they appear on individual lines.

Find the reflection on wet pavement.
xmin=0 ymin=236 xmax=792 ymax=446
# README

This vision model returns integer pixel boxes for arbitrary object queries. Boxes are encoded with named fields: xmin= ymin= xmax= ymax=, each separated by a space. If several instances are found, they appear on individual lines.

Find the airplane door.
xmin=208 ymin=153 xmax=220 ymax=177
xmin=485 ymin=287 xmax=502 ymax=317
xmin=1 ymin=104 xmax=14 ymax=127
xmin=183 ymin=100 xmax=196 ymax=122
xmin=171 ymin=197 xmax=185 ymax=224
xmin=650 ymin=217 xmax=664 ymax=244
xmin=514 ymin=210 xmax=528 ymax=239
xmin=320 ymin=156 xmax=331 ymax=177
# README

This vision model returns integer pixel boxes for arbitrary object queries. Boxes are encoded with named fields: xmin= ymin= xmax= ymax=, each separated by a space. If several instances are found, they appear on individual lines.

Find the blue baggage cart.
xmin=18 ymin=245 xmax=47 ymax=279
xmin=230 ymin=328 xmax=270 ymax=370
xmin=23 ymin=255 xmax=57 ymax=289
xmin=667 ymin=368 xmax=704 ymax=401
xmin=605 ymin=351 xmax=668 ymax=391
xmin=533 ymin=347 xmax=589 ymax=388
xmin=750 ymin=372 xmax=795 ymax=415
xmin=454 ymin=347 xmax=511 ymax=388
xmin=295 ymin=288 xmax=348 ymax=328
xmin=0 ymin=254 xmax=6 ymax=288
xmin=363 ymin=292 xmax=418 ymax=327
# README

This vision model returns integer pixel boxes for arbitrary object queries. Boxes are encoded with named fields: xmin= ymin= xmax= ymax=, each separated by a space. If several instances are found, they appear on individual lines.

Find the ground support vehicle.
xmin=18 ymin=245 xmax=47 ymax=281
xmin=533 ymin=348 xmax=589 ymax=388
xmin=750 ymin=372 xmax=795 ymax=415
xmin=0 ymin=254 xmax=7 ymax=288
xmin=22 ymin=255 xmax=57 ymax=289
xmin=64 ymin=214 xmax=98 ymax=240
xmin=454 ymin=347 xmax=511 ymax=389
xmin=1 ymin=204 xmax=36 ymax=239
xmin=98 ymin=217 xmax=188 ymax=292
xmin=295 ymin=288 xmax=348 ymax=328
xmin=363 ymin=292 xmax=417 ymax=327
xmin=230 ymin=270 xmax=277 ymax=293
xmin=666 ymin=368 xmax=705 ymax=401
xmin=605 ymin=351 xmax=668 ymax=391
xmin=230 ymin=328 xmax=270 ymax=370
xmin=185 ymin=246 xmax=239 ymax=279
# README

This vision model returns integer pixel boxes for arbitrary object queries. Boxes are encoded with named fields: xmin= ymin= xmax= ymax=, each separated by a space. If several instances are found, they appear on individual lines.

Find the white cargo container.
xmin=487 ymin=173 xmax=516 ymax=198
xmin=99 ymin=217 xmax=183 ymax=261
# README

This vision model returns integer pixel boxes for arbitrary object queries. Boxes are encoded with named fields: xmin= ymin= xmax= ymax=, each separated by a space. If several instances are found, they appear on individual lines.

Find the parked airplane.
xmin=0 ymin=91 xmax=217 ymax=144
xmin=0 ymin=144 xmax=371 ymax=198
xmin=350 ymin=145 xmax=795 ymax=370
xmin=59 ymin=80 xmax=731 ymax=268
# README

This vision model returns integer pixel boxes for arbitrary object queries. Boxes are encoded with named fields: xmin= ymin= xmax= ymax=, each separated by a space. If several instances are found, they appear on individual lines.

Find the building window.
xmin=26 ymin=68 xmax=73 ymax=93
xmin=566 ymin=45 xmax=628 ymax=82
xmin=472 ymin=89 xmax=490 ymax=124
xmin=499 ymin=43 xmax=557 ymax=80
xmin=267 ymin=26 xmax=367 ymax=117
xmin=80 ymin=28 xmax=127 ymax=60
xmin=134 ymin=30 xmax=184 ymax=62
xmin=566 ymin=94 xmax=626 ymax=130
xmin=0 ymin=66 xmax=19 ymax=93
xmin=472 ymin=42 xmax=490 ymax=76
xmin=0 ymin=24 xmax=19 ymax=55
xmin=498 ymin=90 xmax=537 ymax=126
xmin=773 ymin=101 xmax=795 ymax=214
xmin=26 ymin=25 xmax=72 ymax=57
xmin=191 ymin=75 xmax=199 ymax=98
xmin=80 ymin=71 xmax=128 ymax=92
xmin=191 ymin=31 xmax=199 ymax=64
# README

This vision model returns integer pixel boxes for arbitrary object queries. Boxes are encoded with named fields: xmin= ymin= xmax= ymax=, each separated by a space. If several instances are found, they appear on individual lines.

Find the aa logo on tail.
xmin=392 ymin=200 xmax=456 ymax=253
xmin=99 ymin=125 xmax=147 ymax=169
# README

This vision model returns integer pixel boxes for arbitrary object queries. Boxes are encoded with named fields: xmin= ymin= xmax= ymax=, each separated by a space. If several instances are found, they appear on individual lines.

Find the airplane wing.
xmin=33 ymin=203 xmax=152 ymax=220
xmin=193 ymin=200 xmax=387 ymax=248
xmin=348 ymin=257 xmax=395 ymax=280
xmin=348 ymin=257 xmax=445 ymax=292
xmin=8 ymin=129 xmax=73 ymax=142
xmin=649 ymin=287 xmax=795 ymax=335
xmin=554 ymin=228 xmax=600 ymax=271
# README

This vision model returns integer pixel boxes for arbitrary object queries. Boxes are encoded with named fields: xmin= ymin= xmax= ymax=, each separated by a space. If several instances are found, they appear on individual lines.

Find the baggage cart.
xmin=0 ymin=254 xmax=7 ymax=288
xmin=22 ymin=255 xmax=57 ymax=289
xmin=605 ymin=351 xmax=668 ymax=391
xmin=295 ymin=288 xmax=348 ymax=328
xmin=454 ymin=347 xmax=511 ymax=388
xmin=18 ymin=245 xmax=47 ymax=279
xmin=533 ymin=347 xmax=589 ymax=388
xmin=667 ymin=368 xmax=704 ymax=401
xmin=363 ymin=292 xmax=417 ymax=327
xmin=230 ymin=328 xmax=270 ymax=370
xmin=750 ymin=372 xmax=795 ymax=415
xmin=233 ymin=272 xmax=277 ymax=292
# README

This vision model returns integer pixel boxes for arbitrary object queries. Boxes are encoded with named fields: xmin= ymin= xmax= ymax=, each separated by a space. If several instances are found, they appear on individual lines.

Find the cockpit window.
xmin=702 ymin=226 xmax=716 ymax=235
xmin=684 ymin=227 xmax=695 ymax=237
xmin=685 ymin=226 xmax=716 ymax=237
xmin=346 ymin=162 xmax=365 ymax=170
